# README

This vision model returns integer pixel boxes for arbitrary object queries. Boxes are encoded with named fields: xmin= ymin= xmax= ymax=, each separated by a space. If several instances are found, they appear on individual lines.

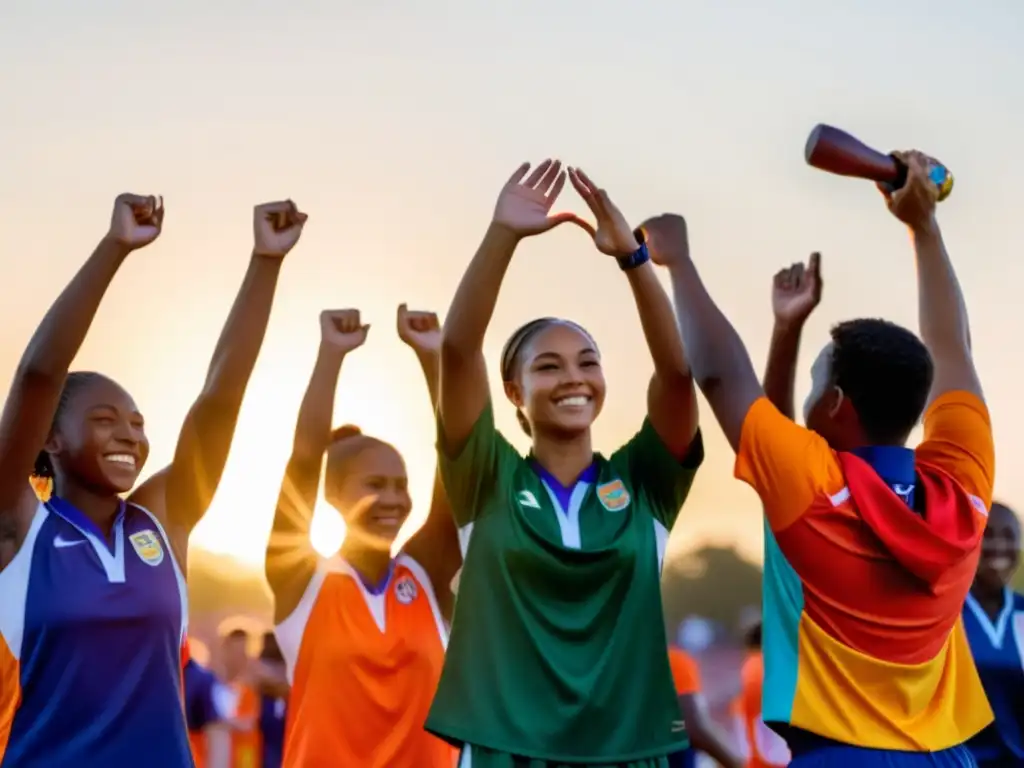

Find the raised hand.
xmin=637 ymin=213 xmax=689 ymax=266
xmin=566 ymin=168 xmax=639 ymax=258
xmin=253 ymin=200 xmax=308 ymax=258
xmin=320 ymin=309 xmax=369 ymax=355
xmin=772 ymin=253 xmax=823 ymax=327
xmin=880 ymin=151 xmax=939 ymax=232
xmin=492 ymin=159 xmax=581 ymax=238
xmin=107 ymin=193 xmax=164 ymax=250
xmin=396 ymin=303 xmax=440 ymax=355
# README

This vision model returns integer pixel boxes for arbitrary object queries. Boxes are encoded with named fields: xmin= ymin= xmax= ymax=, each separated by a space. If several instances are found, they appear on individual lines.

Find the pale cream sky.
xmin=2 ymin=0 xmax=1022 ymax=567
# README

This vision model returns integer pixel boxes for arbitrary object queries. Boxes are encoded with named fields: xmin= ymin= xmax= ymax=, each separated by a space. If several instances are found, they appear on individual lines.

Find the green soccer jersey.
xmin=426 ymin=403 xmax=704 ymax=765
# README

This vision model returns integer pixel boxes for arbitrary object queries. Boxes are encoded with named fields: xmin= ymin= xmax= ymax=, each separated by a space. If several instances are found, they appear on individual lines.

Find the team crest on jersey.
xmin=597 ymin=479 xmax=630 ymax=512
xmin=395 ymin=576 xmax=418 ymax=604
xmin=129 ymin=530 xmax=165 ymax=566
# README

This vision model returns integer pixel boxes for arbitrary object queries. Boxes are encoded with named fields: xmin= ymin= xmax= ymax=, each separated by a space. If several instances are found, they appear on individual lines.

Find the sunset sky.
xmin=2 ymin=0 xmax=1022 ymax=568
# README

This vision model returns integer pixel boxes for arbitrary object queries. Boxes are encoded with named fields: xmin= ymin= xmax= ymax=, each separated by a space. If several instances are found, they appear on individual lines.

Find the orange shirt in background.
xmin=668 ymin=647 xmax=701 ymax=695
xmin=731 ymin=651 xmax=790 ymax=768
xmin=230 ymin=684 xmax=261 ymax=768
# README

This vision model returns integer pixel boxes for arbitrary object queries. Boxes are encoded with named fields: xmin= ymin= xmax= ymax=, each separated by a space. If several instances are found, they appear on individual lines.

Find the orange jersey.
xmin=730 ymin=652 xmax=790 ymax=767
xmin=735 ymin=391 xmax=994 ymax=750
xmin=275 ymin=553 xmax=453 ymax=768
xmin=668 ymin=647 xmax=701 ymax=695
xmin=214 ymin=682 xmax=261 ymax=768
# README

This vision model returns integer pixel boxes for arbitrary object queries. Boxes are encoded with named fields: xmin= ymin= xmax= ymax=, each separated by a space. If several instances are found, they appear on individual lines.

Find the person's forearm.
xmin=914 ymin=222 xmax=971 ymax=358
xmin=669 ymin=257 xmax=755 ymax=394
xmin=416 ymin=350 xmax=440 ymax=409
xmin=691 ymin=729 xmax=743 ymax=768
xmin=666 ymin=254 xmax=762 ymax=449
xmin=198 ymin=255 xmax=282 ymax=405
xmin=763 ymin=321 xmax=803 ymax=420
xmin=441 ymin=223 xmax=518 ymax=357
xmin=293 ymin=346 xmax=345 ymax=457
xmin=626 ymin=262 xmax=690 ymax=382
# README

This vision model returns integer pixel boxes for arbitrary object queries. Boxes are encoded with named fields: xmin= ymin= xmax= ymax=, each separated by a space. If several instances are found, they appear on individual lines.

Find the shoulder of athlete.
xmin=127 ymin=472 xmax=191 ymax=565
xmin=0 ymin=488 xmax=45 ymax=572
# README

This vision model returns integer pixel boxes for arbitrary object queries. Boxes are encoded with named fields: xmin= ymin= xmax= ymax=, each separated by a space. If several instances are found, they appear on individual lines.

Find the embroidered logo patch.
xmin=395 ymin=576 xmax=418 ymax=604
xmin=129 ymin=530 xmax=165 ymax=566
xmin=596 ymin=479 xmax=630 ymax=512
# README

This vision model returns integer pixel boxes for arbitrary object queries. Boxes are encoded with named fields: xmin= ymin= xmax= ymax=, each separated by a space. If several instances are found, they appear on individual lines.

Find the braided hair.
xmin=499 ymin=318 xmax=596 ymax=436
xmin=32 ymin=371 xmax=104 ymax=482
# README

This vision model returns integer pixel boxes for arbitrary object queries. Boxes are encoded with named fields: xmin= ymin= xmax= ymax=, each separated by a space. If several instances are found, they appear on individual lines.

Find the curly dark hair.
xmin=829 ymin=319 xmax=933 ymax=445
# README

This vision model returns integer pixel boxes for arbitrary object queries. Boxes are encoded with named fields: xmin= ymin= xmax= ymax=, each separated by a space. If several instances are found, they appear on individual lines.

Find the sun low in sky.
xmin=2 ymin=0 xmax=1023 ymax=569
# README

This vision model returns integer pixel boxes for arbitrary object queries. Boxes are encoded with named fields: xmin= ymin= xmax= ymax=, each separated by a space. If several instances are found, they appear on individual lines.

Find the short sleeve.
xmin=915 ymin=391 xmax=995 ymax=510
xmin=612 ymin=420 xmax=703 ymax=529
xmin=668 ymin=648 xmax=701 ymax=695
xmin=437 ymin=400 xmax=519 ymax=528
xmin=197 ymin=682 xmax=222 ymax=729
xmin=734 ymin=398 xmax=843 ymax=532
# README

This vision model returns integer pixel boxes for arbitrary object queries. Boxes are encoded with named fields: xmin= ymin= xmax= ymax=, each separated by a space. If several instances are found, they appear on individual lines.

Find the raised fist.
xmin=320 ymin=309 xmax=369 ymax=354
xmin=637 ymin=214 xmax=689 ymax=266
xmin=107 ymin=193 xmax=164 ymax=250
xmin=254 ymin=200 xmax=308 ymax=258
xmin=396 ymin=304 xmax=441 ymax=355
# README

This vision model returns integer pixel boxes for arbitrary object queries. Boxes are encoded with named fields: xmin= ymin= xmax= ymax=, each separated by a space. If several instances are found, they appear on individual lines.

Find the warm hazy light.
xmin=2 ymin=2 xmax=1022 ymax=572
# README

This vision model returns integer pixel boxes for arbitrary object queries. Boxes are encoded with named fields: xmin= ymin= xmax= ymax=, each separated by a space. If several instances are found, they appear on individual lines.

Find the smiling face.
xmin=975 ymin=503 xmax=1021 ymax=594
xmin=325 ymin=440 xmax=412 ymax=548
xmin=505 ymin=322 xmax=606 ymax=439
xmin=46 ymin=374 xmax=149 ymax=494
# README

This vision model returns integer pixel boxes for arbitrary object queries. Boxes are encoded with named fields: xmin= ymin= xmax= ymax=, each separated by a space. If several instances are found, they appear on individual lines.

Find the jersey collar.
xmin=47 ymin=494 xmax=126 ymax=550
xmin=964 ymin=586 xmax=1014 ymax=649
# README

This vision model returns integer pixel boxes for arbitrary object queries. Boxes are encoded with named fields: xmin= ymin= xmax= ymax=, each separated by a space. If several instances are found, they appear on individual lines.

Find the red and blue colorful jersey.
xmin=735 ymin=391 xmax=995 ymax=750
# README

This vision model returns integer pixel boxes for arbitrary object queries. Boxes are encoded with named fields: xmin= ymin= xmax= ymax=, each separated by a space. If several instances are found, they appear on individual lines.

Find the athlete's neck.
xmin=340 ymin=539 xmax=392 ymax=587
xmin=970 ymin=582 xmax=1007 ymax=620
xmin=54 ymin=480 xmax=122 ymax=538
xmin=531 ymin=431 xmax=594 ymax=488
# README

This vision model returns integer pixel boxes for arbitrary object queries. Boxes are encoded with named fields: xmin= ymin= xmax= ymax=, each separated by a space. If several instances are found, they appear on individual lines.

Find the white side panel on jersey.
xmin=1013 ymin=609 xmax=1024 ymax=672
xmin=0 ymin=504 xmax=48 ymax=660
xmin=458 ymin=522 xmax=474 ymax=557
xmin=653 ymin=519 xmax=669 ymax=573
xmin=397 ymin=553 xmax=449 ymax=649
xmin=275 ymin=556 xmax=334 ymax=684
xmin=964 ymin=588 xmax=1014 ymax=648
xmin=135 ymin=503 xmax=189 ymax=644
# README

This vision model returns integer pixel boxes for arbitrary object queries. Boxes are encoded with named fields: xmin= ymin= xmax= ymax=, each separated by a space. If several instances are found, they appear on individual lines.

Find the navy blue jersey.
xmin=184 ymin=659 xmax=222 ymax=732
xmin=259 ymin=693 xmax=287 ymax=768
xmin=964 ymin=587 xmax=1024 ymax=766
xmin=0 ymin=497 xmax=191 ymax=767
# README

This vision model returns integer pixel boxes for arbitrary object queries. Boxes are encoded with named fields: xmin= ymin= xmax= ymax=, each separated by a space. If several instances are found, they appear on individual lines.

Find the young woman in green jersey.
xmin=428 ymin=159 xmax=703 ymax=767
